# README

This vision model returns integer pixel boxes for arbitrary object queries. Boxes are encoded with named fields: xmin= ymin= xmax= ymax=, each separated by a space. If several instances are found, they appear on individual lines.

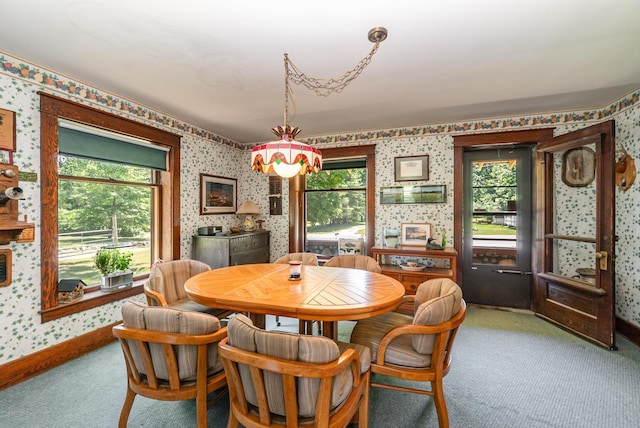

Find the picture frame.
xmin=200 ymin=174 xmax=237 ymax=215
xmin=394 ymin=155 xmax=429 ymax=182
xmin=380 ymin=185 xmax=446 ymax=204
xmin=400 ymin=222 xmax=432 ymax=246
xmin=0 ymin=148 xmax=13 ymax=165
xmin=0 ymin=108 xmax=16 ymax=151
xmin=562 ymin=147 xmax=596 ymax=187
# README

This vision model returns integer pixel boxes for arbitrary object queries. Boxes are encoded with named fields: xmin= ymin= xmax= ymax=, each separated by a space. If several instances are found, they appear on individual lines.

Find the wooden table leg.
xmin=249 ymin=313 xmax=266 ymax=329
xmin=322 ymin=321 xmax=337 ymax=339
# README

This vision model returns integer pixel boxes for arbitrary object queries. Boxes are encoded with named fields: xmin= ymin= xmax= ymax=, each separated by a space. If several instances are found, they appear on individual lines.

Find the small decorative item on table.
xmin=289 ymin=260 xmax=302 ymax=280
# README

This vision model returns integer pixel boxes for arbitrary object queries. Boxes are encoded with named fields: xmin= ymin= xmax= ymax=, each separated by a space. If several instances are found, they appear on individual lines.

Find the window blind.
xmin=58 ymin=119 xmax=169 ymax=171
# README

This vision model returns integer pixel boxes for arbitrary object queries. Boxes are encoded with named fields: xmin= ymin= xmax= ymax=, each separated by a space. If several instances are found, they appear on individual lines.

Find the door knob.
xmin=595 ymin=251 xmax=608 ymax=270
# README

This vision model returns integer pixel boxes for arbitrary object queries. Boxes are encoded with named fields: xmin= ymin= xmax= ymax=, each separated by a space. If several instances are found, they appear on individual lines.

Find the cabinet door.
xmin=230 ymin=248 xmax=269 ymax=266
xmin=401 ymin=274 xmax=423 ymax=294
xmin=251 ymin=232 xmax=269 ymax=249
xmin=192 ymin=237 xmax=230 ymax=269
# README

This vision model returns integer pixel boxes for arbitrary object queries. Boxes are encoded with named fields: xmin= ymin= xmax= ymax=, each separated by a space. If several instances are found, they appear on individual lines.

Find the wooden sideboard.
xmin=192 ymin=230 xmax=270 ymax=269
xmin=371 ymin=245 xmax=458 ymax=295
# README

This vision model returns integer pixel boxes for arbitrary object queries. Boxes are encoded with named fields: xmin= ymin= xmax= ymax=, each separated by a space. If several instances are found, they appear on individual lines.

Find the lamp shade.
xmin=236 ymin=200 xmax=260 ymax=215
xmin=251 ymin=140 xmax=322 ymax=178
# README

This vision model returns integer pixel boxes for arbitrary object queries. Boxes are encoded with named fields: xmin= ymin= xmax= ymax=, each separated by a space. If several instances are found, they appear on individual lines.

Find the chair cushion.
xmin=350 ymin=311 xmax=431 ymax=368
xmin=336 ymin=341 xmax=371 ymax=374
xmin=413 ymin=277 xmax=463 ymax=313
xmin=169 ymin=298 xmax=231 ymax=318
xmin=121 ymin=300 xmax=223 ymax=381
xmin=412 ymin=279 xmax=463 ymax=354
xmin=227 ymin=314 xmax=360 ymax=418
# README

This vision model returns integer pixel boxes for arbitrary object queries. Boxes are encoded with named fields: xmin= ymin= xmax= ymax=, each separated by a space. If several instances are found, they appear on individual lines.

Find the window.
xmin=305 ymin=159 xmax=367 ymax=256
xmin=40 ymin=93 xmax=181 ymax=322
xmin=290 ymin=145 xmax=375 ymax=256
xmin=57 ymin=156 xmax=157 ymax=286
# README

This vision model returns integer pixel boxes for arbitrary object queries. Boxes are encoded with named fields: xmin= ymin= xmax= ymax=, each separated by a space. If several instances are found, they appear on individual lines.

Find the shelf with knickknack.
xmin=0 ymin=163 xmax=36 ymax=287
xmin=371 ymin=245 xmax=458 ymax=296
xmin=0 ymin=164 xmax=35 ymax=244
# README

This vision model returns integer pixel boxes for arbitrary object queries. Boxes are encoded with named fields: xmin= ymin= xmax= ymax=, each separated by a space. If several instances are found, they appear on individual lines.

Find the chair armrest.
xmin=113 ymin=324 xmax=228 ymax=346
xmin=143 ymin=283 xmax=169 ymax=307
xmin=218 ymin=337 xmax=361 ymax=380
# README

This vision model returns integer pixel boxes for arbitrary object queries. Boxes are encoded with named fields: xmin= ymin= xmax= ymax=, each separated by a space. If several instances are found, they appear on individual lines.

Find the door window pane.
xmin=471 ymin=160 xmax=517 ymax=266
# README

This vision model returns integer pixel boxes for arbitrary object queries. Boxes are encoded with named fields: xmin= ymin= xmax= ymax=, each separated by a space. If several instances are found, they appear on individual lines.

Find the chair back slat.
xmin=133 ymin=340 xmax=160 ymax=389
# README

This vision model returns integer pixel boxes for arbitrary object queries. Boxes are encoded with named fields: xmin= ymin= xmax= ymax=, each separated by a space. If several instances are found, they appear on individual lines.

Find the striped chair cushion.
xmin=412 ymin=279 xmax=463 ymax=354
xmin=323 ymin=255 xmax=382 ymax=273
xmin=121 ymin=300 xmax=223 ymax=381
xmin=350 ymin=311 xmax=431 ymax=368
xmin=228 ymin=314 xmax=367 ymax=418
xmin=146 ymin=259 xmax=210 ymax=305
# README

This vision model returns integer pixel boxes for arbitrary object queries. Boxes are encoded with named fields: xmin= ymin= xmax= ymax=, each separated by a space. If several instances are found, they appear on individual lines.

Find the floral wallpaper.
xmin=0 ymin=52 xmax=639 ymax=365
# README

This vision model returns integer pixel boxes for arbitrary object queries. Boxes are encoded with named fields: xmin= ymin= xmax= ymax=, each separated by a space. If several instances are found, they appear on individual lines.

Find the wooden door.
xmin=534 ymin=121 xmax=616 ymax=348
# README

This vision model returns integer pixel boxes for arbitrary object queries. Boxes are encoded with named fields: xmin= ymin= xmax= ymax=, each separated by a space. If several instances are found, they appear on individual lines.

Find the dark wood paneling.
xmin=547 ymin=284 xmax=598 ymax=315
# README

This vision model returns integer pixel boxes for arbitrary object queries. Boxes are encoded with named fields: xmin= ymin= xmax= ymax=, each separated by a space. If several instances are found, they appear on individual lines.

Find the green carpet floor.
xmin=1 ymin=306 xmax=639 ymax=427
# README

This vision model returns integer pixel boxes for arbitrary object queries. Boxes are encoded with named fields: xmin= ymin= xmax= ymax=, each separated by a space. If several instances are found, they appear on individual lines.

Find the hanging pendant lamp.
xmin=251 ymin=27 xmax=388 ymax=178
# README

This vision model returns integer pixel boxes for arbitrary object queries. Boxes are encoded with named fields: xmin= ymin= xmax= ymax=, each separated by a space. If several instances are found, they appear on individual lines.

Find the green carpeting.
xmin=1 ymin=306 xmax=639 ymax=427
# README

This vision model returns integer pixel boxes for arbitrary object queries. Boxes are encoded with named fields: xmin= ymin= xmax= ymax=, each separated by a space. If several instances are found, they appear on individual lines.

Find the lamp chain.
xmin=286 ymin=40 xmax=382 ymax=98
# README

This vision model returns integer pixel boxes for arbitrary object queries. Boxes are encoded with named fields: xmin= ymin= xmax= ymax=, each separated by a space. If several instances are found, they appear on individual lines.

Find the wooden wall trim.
xmin=454 ymin=128 xmax=555 ymax=147
xmin=0 ymin=322 xmax=118 ymax=391
xmin=616 ymin=316 xmax=640 ymax=347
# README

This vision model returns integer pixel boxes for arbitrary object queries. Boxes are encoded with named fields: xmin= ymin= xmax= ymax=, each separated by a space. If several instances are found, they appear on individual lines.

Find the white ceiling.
xmin=2 ymin=0 xmax=640 ymax=144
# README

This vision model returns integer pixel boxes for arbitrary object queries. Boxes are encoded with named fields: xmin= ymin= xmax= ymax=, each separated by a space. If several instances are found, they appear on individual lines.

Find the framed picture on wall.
xmin=200 ymin=174 xmax=237 ymax=214
xmin=400 ymin=222 xmax=431 ymax=246
xmin=0 ymin=149 xmax=12 ymax=165
xmin=394 ymin=155 xmax=429 ymax=181
xmin=0 ymin=108 xmax=16 ymax=151
xmin=562 ymin=147 xmax=596 ymax=187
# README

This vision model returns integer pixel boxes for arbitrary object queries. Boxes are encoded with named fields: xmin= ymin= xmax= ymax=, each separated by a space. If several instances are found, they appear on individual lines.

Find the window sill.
xmin=40 ymin=281 xmax=144 ymax=323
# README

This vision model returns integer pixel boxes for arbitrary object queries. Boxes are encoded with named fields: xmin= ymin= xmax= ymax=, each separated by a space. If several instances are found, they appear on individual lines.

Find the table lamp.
xmin=236 ymin=200 xmax=260 ymax=231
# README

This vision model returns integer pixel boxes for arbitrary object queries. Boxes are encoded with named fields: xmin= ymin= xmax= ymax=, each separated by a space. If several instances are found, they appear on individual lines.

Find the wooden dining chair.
xmin=274 ymin=252 xmax=319 ymax=266
xmin=219 ymin=313 xmax=371 ymax=428
xmin=274 ymin=252 xmax=319 ymax=332
xmin=112 ymin=301 xmax=228 ymax=428
xmin=350 ymin=278 xmax=466 ymax=428
xmin=323 ymin=254 xmax=382 ymax=273
xmin=143 ymin=259 xmax=233 ymax=319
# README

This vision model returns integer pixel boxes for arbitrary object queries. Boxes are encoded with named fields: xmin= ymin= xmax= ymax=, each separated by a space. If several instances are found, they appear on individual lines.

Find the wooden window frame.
xmin=289 ymin=145 xmax=376 ymax=256
xmin=39 ymin=93 xmax=181 ymax=322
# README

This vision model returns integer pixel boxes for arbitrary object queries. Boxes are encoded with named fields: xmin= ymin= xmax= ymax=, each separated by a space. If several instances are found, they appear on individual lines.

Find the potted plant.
xmin=94 ymin=248 xmax=134 ymax=292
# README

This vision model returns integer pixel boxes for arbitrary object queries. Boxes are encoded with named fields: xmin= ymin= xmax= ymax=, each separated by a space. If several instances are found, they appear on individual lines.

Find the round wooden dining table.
xmin=184 ymin=263 xmax=406 ymax=338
